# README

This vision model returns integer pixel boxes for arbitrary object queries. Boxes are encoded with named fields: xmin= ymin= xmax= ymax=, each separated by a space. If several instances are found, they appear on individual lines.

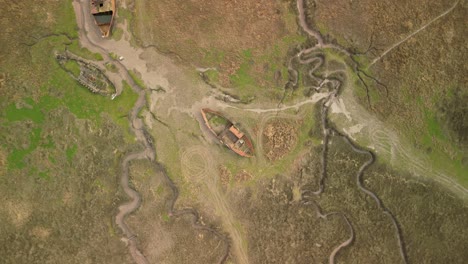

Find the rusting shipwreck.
xmin=91 ymin=0 xmax=116 ymax=37
xmin=201 ymin=108 xmax=254 ymax=158
xmin=55 ymin=52 xmax=115 ymax=96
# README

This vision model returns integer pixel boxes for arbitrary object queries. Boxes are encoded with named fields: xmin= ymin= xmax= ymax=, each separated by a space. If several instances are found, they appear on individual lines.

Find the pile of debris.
xmin=262 ymin=119 xmax=299 ymax=161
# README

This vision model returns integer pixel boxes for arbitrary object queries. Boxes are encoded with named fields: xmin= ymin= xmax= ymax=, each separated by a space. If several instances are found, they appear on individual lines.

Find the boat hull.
xmin=90 ymin=0 xmax=116 ymax=37
xmin=201 ymin=108 xmax=254 ymax=158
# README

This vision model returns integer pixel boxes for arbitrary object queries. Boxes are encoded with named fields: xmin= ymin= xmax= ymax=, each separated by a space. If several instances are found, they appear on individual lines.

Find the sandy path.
xmin=181 ymin=146 xmax=249 ymax=264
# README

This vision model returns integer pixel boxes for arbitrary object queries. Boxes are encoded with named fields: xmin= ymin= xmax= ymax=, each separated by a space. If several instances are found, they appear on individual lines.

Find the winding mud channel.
xmin=73 ymin=1 xmax=230 ymax=263
xmin=295 ymin=0 xmax=408 ymax=263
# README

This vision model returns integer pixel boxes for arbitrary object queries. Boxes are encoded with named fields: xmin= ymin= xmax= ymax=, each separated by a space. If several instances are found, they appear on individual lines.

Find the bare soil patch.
xmin=29 ymin=226 xmax=51 ymax=240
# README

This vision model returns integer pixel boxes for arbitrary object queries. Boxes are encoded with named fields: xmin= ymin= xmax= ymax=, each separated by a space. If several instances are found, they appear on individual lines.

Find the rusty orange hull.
xmin=201 ymin=108 xmax=254 ymax=158
xmin=90 ymin=0 xmax=116 ymax=37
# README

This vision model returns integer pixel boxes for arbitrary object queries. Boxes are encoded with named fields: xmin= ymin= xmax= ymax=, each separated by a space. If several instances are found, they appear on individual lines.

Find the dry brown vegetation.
xmin=366 ymin=162 xmax=468 ymax=263
xmin=309 ymin=0 xmax=453 ymax=53
xmin=231 ymin=176 xmax=348 ymax=263
xmin=133 ymin=0 xmax=286 ymax=53
xmin=130 ymin=0 xmax=303 ymax=96
xmin=234 ymin=170 xmax=252 ymax=183
xmin=263 ymin=118 xmax=300 ymax=161
xmin=227 ymin=133 xmax=468 ymax=263
xmin=218 ymin=165 xmax=232 ymax=188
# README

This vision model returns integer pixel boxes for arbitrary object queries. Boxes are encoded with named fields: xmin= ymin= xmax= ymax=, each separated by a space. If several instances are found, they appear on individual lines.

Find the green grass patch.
xmin=112 ymin=27 xmax=124 ymax=41
xmin=109 ymin=52 xmax=119 ymax=60
xmin=7 ymin=149 xmax=30 ymax=170
xmin=7 ymin=128 xmax=42 ymax=169
xmin=210 ymin=115 xmax=228 ymax=127
xmin=66 ymin=144 xmax=77 ymax=163
xmin=203 ymin=48 xmax=226 ymax=64
xmin=204 ymin=69 xmax=219 ymax=83
xmin=42 ymin=135 xmax=55 ymax=148
xmin=162 ymin=213 xmax=170 ymax=222
xmin=314 ymin=21 xmax=348 ymax=48
xmin=18 ymin=34 xmax=138 ymax=142
xmin=38 ymin=171 xmax=50 ymax=180
xmin=281 ymin=34 xmax=307 ymax=45
xmin=52 ymin=1 xmax=78 ymax=38
xmin=155 ymin=185 xmax=164 ymax=195
xmin=64 ymin=60 xmax=81 ymax=77
xmin=428 ymin=149 xmax=467 ymax=185
xmin=242 ymin=49 xmax=253 ymax=59
xmin=117 ymin=7 xmax=133 ymax=23
xmin=48 ymin=155 xmax=56 ymax=164
xmin=45 ymin=59 xmax=137 ymax=137
xmin=230 ymin=62 xmax=256 ymax=89
xmin=105 ymin=62 xmax=118 ymax=73
xmin=6 ymin=103 xmax=45 ymax=124
xmin=129 ymin=70 xmax=146 ymax=89
xmin=412 ymin=109 xmax=467 ymax=184
xmin=425 ymin=112 xmax=445 ymax=140
xmin=353 ymin=54 xmax=371 ymax=70
xmin=68 ymin=42 xmax=103 ymax=61
xmin=225 ymin=162 xmax=241 ymax=177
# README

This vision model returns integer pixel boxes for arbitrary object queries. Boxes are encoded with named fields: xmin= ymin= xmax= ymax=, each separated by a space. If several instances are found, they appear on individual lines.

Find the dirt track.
xmin=181 ymin=145 xmax=249 ymax=264
xmin=369 ymin=0 xmax=460 ymax=67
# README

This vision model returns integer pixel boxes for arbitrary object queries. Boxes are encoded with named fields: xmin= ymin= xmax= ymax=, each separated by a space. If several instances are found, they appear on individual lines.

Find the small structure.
xmin=201 ymin=108 xmax=254 ymax=158
xmin=90 ymin=0 xmax=116 ymax=37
